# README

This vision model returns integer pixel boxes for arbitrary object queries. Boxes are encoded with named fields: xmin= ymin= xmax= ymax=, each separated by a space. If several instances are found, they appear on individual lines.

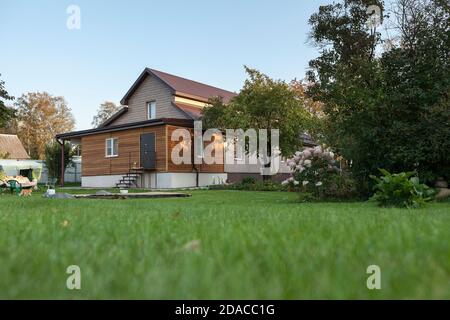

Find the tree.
xmin=0 ymin=151 xmax=10 ymax=159
xmin=45 ymin=141 xmax=74 ymax=185
xmin=306 ymin=0 xmax=450 ymax=194
xmin=91 ymin=101 xmax=120 ymax=128
xmin=14 ymin=92 xmax=75 ymax=159
xmin=377 ymin=0 xmax=450 ymax=182
xmin=0 ymin=74 xmax=15 ymax=128
xmin=202 ymin=66 xmax=313 ymax=158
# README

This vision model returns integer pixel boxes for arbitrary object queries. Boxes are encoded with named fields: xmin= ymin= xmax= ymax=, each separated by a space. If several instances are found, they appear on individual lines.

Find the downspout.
xmin=193 ymin=164 xmax=199 ymax=187
xmin=56 ymin=138 xmax=65 ymax=187
xmin=191 ymin=135 xmax=199 ymax=187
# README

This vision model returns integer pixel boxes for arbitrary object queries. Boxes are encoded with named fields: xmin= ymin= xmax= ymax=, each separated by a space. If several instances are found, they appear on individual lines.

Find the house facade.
xmin=56 ymin=68 xmax=302 ymax=189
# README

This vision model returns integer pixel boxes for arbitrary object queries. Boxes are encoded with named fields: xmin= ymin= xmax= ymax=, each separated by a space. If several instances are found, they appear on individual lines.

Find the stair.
xmin=115 ymin=168 xmax=145 ymax=188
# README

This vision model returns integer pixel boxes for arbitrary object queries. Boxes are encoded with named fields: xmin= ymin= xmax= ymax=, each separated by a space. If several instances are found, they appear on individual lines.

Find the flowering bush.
xmin=283 ymin=145 xmax=356 ymax=200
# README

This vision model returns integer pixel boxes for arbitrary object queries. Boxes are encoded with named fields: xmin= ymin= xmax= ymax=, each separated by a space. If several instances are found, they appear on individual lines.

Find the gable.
xmin=108 ymin=74 xmax=188 ymax=126
xmin=121 ymin=68 xmax=237 ymax=105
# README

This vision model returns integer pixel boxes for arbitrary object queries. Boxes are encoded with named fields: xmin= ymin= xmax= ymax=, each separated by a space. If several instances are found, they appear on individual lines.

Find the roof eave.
xmin=98 ymin=106 xmax=129 ymax=128
xmin=56 ymin=118 xmax=194 ymax=140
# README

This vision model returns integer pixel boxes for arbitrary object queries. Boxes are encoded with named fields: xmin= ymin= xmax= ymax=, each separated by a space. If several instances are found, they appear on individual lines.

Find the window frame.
xmin=105 ymin=137 xmax=119 ymax=158
xmin=147 ymin=101 xmax=156 ymax=120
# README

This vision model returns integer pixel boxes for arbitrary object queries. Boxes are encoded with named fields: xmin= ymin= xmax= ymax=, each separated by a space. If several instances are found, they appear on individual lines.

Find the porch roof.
xmin=55 ymin=118 xmax=194 ymax=140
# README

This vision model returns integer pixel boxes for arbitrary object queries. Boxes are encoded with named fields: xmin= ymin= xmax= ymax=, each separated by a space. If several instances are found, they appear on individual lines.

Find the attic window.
xmin=147 ymin=101 xmax=156 ymax=120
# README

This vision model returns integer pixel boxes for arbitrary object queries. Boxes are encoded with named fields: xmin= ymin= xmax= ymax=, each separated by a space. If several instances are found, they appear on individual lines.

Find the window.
xmin=105 ymin=138 xmax=118 ymax=157
xmin=147 ymin=101 xmax=156 ymax=119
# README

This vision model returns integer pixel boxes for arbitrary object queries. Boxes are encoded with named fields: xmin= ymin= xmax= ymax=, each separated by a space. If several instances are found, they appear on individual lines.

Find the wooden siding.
xmin=81 ymin=125 xmax=166 ymax=176
xmin=109 ymin=74 xmax=188 ymax=126
xmin=167 ymin=125 xmax=224 ymax=173
xmin=81 ymin=124 xmax=224 ymax=176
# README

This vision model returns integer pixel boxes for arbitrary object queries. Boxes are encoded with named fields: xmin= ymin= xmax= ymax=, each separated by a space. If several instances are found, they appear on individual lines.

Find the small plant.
xmin=370 ymin=169 xmax=435 ymax=208
xmin=242 ymin=176 xmax=256 ymax=185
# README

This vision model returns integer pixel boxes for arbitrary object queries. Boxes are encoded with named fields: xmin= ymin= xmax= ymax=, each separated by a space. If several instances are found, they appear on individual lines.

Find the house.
xmin=56 ymin=68 xmax=235 ymax=188
xmin=0 ymin=134 xmax=30 ymax=160
xmin=0 ymin=134 xmax=43 ymax=181
xmin=56 ymin=68 xmax=308 ymax=189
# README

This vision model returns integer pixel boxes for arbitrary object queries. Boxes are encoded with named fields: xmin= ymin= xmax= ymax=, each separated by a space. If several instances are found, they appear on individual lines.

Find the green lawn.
xmin=0 ymin=189 xmax=448 ymax=299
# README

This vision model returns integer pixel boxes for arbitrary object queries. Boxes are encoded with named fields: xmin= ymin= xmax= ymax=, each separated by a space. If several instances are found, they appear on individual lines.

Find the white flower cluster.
xmin=281 ymin=145 xmax=339 ymax=187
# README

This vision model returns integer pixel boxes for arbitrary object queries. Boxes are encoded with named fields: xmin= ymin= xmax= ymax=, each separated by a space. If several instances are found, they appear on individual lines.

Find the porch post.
xmin=60 ymin=139 xmax=65 ymax=187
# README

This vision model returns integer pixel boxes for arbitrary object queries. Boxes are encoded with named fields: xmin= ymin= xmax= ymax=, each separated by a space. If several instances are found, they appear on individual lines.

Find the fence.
xmin=38 ymin=156 xmax=82 ymax=184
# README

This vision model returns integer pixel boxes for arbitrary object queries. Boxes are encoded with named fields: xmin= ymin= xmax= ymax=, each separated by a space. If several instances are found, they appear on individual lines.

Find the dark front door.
xmin=141 ymin=133 xmax=156 ymax=169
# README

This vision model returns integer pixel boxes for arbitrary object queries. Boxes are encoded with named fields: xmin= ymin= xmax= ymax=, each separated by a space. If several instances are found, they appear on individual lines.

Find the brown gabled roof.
xmin=0 ymin=134 xmax=30 ymax=159
xmin=121 ymin=68 xmax=237 ymax=105
xmin=173 ymin=102 xmax=203 ymax=120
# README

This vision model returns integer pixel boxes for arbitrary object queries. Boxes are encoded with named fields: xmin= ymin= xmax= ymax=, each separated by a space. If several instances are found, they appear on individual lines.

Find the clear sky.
xmin=0 ymin=0 xmax=333 ymax=130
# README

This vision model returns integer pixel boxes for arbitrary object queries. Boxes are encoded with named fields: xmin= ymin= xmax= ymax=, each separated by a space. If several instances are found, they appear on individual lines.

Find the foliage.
xmin=0 ymin=151 xmax=10 ymax=159
xmin=209 ymin=180 xmax=287 ymax=192
xmin=0 ymin=170 xmax=5 ymax=181
xmin=31 ymin=167 xmax=42 ymax=182
xmin=202 ymin=66 xmax=314 ymax=158
xmin=241 ymin=176 xmax=256 ymax=185
xmin=306 ymin=0 xmax=450 ymax=194
xmin=44 ymin=141 xmax=74 ymax=185
xmin=283 ymin=145 xmax=356 ymax=200
xmin=91 ymin=101 xmax=121 ymax=128
xmin=12 ymin=92 xmax=75 ymax=159
xmin=322 ymin=172 xmax=358 ymax=201
xmin=0 ymin=74 xmax=15 ymax=128
xmin=370 ymin=169 xmax=435 ymax=208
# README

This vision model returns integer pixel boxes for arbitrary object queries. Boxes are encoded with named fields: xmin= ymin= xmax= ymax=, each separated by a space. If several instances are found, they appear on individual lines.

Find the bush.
xmin=242 ymin=176 xmax=256 ymax=185
xmin=44 ymin=141 xmax=74 ymax=185
xmin=209 ymin=180 xmax=287 ymax=192
xmin=283 ymin=145 xmax=356 ymax=201
xmin=370 ymin=169 xmax=435 ymax=208
xmin=322 ymin=172 xmax=358 ymax=201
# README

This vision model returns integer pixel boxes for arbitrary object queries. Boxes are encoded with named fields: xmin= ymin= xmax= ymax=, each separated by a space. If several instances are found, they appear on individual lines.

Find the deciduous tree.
xmin=202 ymin=67 xmax=313 ymax=158
xmin=0 ymin=74 xmax=15 ymax=129
xmin=91 ymin=101 xmax=120 ymax=128
xmin=14 ymin=92 xmax=75 ymax=159
xmin=307 ymin=0 xmax=450 ymax=193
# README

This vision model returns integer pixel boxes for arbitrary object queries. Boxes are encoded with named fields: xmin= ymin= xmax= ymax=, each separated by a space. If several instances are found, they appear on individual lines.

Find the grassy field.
xmin=0 ymin=189 xmax=448 ymax=299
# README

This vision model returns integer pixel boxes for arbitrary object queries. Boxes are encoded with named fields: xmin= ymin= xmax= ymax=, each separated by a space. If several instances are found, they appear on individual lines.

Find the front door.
xmin=140 ymin=133 xmax=156 ymax=169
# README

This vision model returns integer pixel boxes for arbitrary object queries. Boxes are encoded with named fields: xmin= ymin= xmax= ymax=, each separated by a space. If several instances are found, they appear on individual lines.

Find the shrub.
xmin=370 ymin=169 xmax=435 ymax=208
xmin=242 ymin=176 xmax=256 ymax=185
xmin=209 ymin=180 xmax=287 ymax=192
xmin=44 ymin=141 xmax=74 ymax=185
xmin=283 ymin=145 xmax=356 ymax=201
xmin=322 ymin=172 xmax=358 ymax=201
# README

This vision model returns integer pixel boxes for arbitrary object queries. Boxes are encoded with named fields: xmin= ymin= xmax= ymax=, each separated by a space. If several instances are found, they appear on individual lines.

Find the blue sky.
xmin=0 ymin=0 xmax=333 ymax=130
